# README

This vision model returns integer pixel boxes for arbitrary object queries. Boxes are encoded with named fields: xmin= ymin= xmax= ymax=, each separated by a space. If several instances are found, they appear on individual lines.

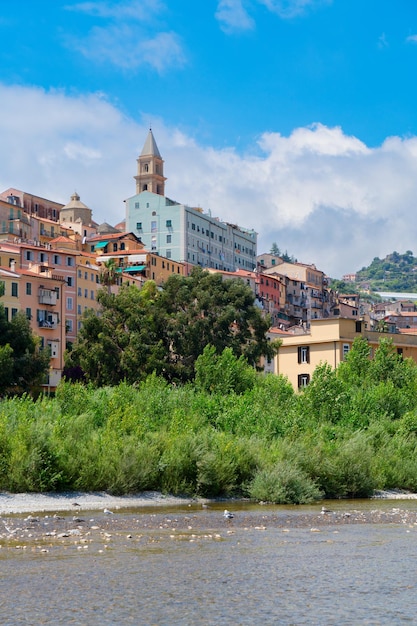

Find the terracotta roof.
xmin=88 ymin=232 xmax=133 ymax=242
xmin=268 ymin=327 xmax=294 ymax=336
xmin=50 ymin=236 xmax=74 ymax=244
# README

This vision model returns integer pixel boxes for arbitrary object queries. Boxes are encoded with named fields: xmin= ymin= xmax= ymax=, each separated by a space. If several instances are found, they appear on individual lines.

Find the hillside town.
xmin=2 ymin=129 xmax=417 ymax=391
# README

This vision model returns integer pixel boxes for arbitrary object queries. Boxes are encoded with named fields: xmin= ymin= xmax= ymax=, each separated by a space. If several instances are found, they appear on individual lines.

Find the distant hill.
xmin=355 ymin=250 xmax=417 ymax=292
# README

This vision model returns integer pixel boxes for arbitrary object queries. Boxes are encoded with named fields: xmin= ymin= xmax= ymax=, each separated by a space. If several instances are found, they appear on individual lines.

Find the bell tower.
xmin=134 ymin=128 xmax=166 ymax=195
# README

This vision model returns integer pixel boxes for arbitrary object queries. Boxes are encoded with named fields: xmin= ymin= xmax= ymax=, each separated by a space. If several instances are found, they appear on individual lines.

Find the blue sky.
xmin=1 ymin=0 xmax=417 ymax=277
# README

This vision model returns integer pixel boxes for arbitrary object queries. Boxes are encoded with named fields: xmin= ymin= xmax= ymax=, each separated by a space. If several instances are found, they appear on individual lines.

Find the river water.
xmin=1 ymin=500 xmax=417 ymax=625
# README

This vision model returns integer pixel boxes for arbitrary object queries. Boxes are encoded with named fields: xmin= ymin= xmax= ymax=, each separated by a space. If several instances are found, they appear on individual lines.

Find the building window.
xmin=84 ymin=289 xmax=88 ymax=298
xmin=342 ymin=344 xmax=350 ymax=359
xmin=166 ymin=249 xmax=171 ymax=259
xmin=67 ymin=277 xmax=73 ymax=287
xmin=26 ymin=307 xmax=31 ymax=319
xmin=166 ymin=235 xmax=172 ymax=243
xmin=136 ymin=222 xmax=142 ymax=230
xmin=66 ymin=319 xmax=73 ymax=332
xmin=11 ymin=282 xmax=18 ymax=297
xmin=192 ymin=223 xmax=196 ymax=230
xmin=77 ymin=305 xmax=82 ymax=315
xmin=11 ymin=308 xmax=18 ymax=318
xmin=25 ymin=250 xmax=33 ymax=261
xmin=166 ymin=219 xmax=172 ymax=228
xmin=113 ymin=243 xmax=118 ymax=252
xmin=298 ymin=374 xmax=310 ymax=388
xmin=90 ymin=291 xmax=94 ymax=300
xmin=78 ymin=269 xmax=82 ymax=278
xmin=67 ymin=297 xmax=73 ymax=311
xmin=120 ymin=243 xmax=125 ymax=251
xmin=54 ymin=255 xmax=61 ymax=265
xmin=298 ymin=346 xmax=310 ymax=364
xmin=67 ymin=257 xmax=74 ymax=266
xmin=26 ymin=282 xmax=32 ymax=295
xmin=151 ymin=221 xmax=157 ymax=232
xmin=135 ymin=202 xmax=140 ymax=209
xmin=78 ymin=287 xmax=82 ymax=296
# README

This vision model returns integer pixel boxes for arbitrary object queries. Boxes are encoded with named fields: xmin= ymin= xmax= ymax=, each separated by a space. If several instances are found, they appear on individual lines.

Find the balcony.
xmin=39 ymin=288 xmax=57 ymax=305
xmin=38 ymin=313 xmax=58 ymax=329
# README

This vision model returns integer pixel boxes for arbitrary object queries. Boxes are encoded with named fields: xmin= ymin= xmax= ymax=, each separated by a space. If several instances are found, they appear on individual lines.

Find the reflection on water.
xmin=1 ymin=502 xmax=417 ymax=625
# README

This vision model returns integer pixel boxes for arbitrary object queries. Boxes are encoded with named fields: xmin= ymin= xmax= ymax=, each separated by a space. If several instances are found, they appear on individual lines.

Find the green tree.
xmin=0 ymin=306 xmax=50 ymax=396
xmin=300 ymin=362 xmax=347 ymax=423
xmin=64 ymin=282 xmax=166 ymax=386
xmin=270 ymin=242 xmax=281 ymax=256
xmin=195 ymin=345 xmax=257 ymax=395
xmin=99 ymin=258 xmax=118 ymax=293
xmin=337 ymin=337 xmax=371 ymax=387
xmin=65 ymin=268 xmax=278 ymax=386
xmin=157 ymin=266 xmax=277 ymax=381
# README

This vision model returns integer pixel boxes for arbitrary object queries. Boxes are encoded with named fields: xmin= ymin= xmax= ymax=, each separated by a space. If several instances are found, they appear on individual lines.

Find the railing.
xmin=38 ymin=319 xmax=58 ymax=329
xmin=39 ymin=289 xmax=57 ymax=305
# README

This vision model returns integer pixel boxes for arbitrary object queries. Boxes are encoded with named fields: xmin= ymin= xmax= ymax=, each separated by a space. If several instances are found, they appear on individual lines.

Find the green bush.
xmin=195 ymin=345 xmax=256 ymax=395
xmin=248 ymin=461 xmax=323 ymax=504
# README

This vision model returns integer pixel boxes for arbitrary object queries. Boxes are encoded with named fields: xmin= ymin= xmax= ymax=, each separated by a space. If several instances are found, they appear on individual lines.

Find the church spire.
xmin=134 ymin=129 xmax=166 ymax=195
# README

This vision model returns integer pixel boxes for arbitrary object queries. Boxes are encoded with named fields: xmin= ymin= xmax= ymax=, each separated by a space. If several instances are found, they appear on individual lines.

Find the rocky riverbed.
xmin=1 ymin=490 xmax=417 ymax=555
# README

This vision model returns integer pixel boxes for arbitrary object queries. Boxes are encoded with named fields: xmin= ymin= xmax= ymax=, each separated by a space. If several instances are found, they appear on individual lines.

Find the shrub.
xmin=248 ymin=461 xmax=323 ymax=504
xmin=195 ymin=345 xmax=257 ymax=395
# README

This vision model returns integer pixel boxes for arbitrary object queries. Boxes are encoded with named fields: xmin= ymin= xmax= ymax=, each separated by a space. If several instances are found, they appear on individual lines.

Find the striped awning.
xmin=119 ymin=265 xmax=146 ymax=273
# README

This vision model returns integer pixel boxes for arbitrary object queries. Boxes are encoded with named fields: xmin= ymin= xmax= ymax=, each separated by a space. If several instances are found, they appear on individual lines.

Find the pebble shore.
xmin=1 ymin=490 xmax=417 ymax=554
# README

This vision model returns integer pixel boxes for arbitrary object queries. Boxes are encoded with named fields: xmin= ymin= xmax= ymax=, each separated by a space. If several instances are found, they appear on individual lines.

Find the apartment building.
xmin=0 ymin=188 xmax=64 ymax=221
xmin=268 ymin=317 xmax=417 ymax=390
xmin=0 ymin=260 xmax=67 ymax=388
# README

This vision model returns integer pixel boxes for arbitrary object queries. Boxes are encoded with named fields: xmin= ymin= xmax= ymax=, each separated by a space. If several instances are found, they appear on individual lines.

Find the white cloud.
xmin=1 ymin=83 xmax=417 ymax=278
xmin=65 ymin=0 xmax=165 ymax=21
xmin=70 ymin=24 xmax=185 ymax=71
xmin=257 ymin=0 xmax=332 ymax=19
xmin=215 ymin=0 xmax=332 ymax=34
xmin=64 ymin=0 xmax=186 ymax=72
xmin=215 ymin=0 xmax=255 ymax=33
xmin=406 ymin=34 xmax=417 ymax=44
xmin=378 ymin=32 xmax=388 ymax=49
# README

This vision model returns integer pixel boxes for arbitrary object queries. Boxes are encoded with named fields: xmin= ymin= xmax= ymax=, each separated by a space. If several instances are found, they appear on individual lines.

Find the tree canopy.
xmin=64 ymin=267 xmax=278 ymax=386
xmin=0 ymin=305 xmax=50 ymax=396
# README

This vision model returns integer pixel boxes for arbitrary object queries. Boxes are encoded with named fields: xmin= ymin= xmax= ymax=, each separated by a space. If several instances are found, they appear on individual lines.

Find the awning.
xmin=94 ymin=241 xmax=109 ymax=249
xmin=119 ymin=265 xmax=146 ymax=273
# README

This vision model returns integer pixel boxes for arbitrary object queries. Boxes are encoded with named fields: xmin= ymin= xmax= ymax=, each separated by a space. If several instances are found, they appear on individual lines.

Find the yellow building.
xmin=269 ymin=317 xmax=417 ymax=390
xmin=76 ymin=253 xmax=101 ymax=332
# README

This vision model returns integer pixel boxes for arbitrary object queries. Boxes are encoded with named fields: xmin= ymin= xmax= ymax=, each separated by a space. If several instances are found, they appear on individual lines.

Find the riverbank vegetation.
xmin=1 ymin=338 xmax=417 ymax=504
